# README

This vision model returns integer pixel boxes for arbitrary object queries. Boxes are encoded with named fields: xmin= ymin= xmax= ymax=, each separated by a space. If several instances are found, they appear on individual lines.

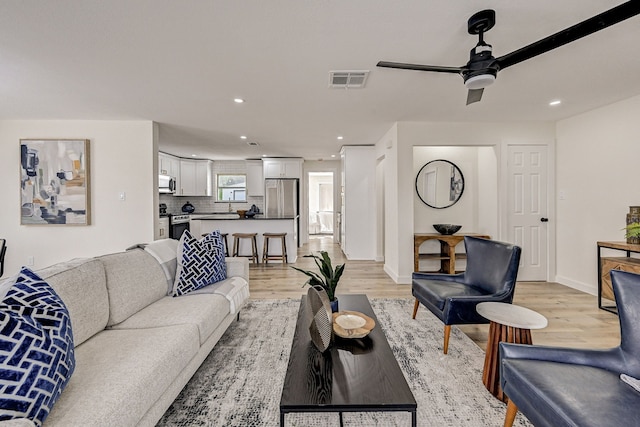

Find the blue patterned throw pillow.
xmin=173 ymin=229 xmax=227 ymax=297
xmin=0 ymin=267 xmax=75 ymax=426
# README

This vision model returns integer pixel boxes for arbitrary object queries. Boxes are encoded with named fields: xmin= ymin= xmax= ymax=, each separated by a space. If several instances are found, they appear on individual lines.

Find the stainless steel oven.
xmin=169 ymin=214 xmax=190 ymax=240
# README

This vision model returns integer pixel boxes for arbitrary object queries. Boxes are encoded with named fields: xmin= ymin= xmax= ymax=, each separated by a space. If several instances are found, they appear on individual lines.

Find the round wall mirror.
xmin=415 ymin=159 xmax=465 ymax=209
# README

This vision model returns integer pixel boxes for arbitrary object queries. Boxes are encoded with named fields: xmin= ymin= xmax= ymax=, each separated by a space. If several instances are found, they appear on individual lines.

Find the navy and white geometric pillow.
xmin=0 ymin=267 xmax=75 ymax=426
xmin=173 ymin=229 xmax=227 ymax=297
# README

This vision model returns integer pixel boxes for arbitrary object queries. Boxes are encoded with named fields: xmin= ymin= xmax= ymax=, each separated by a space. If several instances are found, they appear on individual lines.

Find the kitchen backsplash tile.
xmin=159 ymin=194 xmax=264 ymax=215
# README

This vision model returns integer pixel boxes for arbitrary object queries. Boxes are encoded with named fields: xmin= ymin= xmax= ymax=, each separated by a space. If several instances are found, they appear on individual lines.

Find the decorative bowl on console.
xmin=433 ymin=224 xmax=462 ymax=235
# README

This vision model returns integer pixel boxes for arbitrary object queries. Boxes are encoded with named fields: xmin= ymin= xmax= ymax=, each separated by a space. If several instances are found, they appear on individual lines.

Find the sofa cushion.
xmin=173 ymin=230 xmax=227 ymax=297
xmin=98 ymin=250 xmax=168 ymax=326
xmin=45 ymin=325 xmax=199 ymax=427
xmin=0 ymin=268 xmax=75 ymax=426
xmin=110 ymin=293 xmax=230 ymax=345
xmin=36 ymin=258 xmax=108 ymax=346
xmin=502 ymin=359 xmax=640 ymax=427
xmin=187 ymin=276 xmax=250 ymax=314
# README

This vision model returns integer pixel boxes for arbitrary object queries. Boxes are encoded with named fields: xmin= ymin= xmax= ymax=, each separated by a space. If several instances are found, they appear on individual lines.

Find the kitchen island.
xmin=190 ymin=214 xmax=298 ymax=263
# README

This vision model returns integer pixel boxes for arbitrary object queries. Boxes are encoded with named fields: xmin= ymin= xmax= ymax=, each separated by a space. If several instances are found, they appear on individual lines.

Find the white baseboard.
xmin=554 ymin=275 xmax=597 ymax=296
xmin=383 ymin=264 xmax=412 ymax=284
xmin=383 ymin=264 xmax=399 ymax=283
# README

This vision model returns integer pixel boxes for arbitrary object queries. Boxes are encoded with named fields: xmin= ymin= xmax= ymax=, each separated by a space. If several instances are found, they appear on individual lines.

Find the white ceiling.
xmin=1 ymin=1 xmax=639 ymax=160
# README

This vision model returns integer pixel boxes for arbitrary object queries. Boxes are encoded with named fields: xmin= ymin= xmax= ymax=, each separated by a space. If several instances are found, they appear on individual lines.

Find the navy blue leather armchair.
xmin=500 ymin=269 xmax=640 ymax=427
xmin=411 ymin=236 xmax=521 ymax=354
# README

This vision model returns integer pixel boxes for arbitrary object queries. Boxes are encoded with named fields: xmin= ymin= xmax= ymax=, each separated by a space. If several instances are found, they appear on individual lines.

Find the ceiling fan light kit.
xmin=464 ymin=74 xmax=495 ymax=90
xmin=377 ymin=2 xmax=640 ymax=105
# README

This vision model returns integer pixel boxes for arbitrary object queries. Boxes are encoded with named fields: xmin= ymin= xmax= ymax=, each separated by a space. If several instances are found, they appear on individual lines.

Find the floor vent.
xmin=329 ymin=70 xmax=369 ymax=88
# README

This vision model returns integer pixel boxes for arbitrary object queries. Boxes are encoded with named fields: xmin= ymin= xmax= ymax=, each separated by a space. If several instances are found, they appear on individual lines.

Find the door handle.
xmin=540 ymin=217 xmax=549 ymax=222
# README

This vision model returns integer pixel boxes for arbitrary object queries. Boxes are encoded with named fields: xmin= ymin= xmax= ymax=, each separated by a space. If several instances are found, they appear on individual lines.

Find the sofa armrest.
xmin=225 ymin=257 xmax=249 ymax=282
xmin=0 ymin=419 xmax=37 ymax=427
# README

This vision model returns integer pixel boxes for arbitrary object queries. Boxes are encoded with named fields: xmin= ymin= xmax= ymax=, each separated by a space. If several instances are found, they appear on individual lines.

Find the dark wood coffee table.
xmin=279 ymin=294 xmax=417 ymax=426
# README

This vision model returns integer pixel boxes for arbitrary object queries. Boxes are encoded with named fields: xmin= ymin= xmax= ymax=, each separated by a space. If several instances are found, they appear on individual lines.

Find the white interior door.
xmin=507 ymin=145 xmax=549 ymax=281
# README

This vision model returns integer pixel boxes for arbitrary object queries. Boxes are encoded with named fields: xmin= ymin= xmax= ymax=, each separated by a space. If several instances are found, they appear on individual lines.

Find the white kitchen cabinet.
xmin=157 ymin=217 xmax=169 ymax=240
xmin=158 ymin=152 xmax=180 ymax=177
xmin=340 ymin=146 xmax=376 ymax=260
xmin=178 ymin=159 xmax=212 ymax=196
xmin=263 ymin=158 xmax=303 ymax=179
xmin=246 ymin=160 xmax=264 ymax=197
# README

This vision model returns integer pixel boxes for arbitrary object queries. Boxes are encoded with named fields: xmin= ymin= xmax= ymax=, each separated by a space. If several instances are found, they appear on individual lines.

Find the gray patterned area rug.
xmin=157 ymin=298 xmax=532 ymax=426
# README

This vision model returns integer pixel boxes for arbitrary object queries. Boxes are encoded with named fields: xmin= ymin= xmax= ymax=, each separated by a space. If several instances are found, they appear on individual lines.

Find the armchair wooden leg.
xmin=412 ymin=298 xmax=420 ymax=319
xmin=504 ymin=399 xmax=518 ymax=427
xmin=443 ymin=324 xmax=451 ymax=354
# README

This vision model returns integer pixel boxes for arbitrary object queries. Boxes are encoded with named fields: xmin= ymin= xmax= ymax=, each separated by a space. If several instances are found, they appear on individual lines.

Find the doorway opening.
xmin=308 ymin=172 xmax=334 ymax=237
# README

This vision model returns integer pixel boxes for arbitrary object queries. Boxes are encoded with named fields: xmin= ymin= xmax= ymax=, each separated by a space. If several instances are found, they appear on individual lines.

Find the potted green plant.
xmin=625 ymin=222 xmax=640 ymax=245
xmin=292 ymin=251 xmax=345 ymax=312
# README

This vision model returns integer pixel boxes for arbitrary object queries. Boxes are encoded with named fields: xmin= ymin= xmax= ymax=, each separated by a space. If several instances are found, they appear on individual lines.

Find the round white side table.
xmin=476 ymin=302 xmax=548 ymax=402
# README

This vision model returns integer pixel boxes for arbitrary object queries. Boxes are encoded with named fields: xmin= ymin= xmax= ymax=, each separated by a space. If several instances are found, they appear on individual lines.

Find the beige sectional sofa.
xmin=1 ymin=242 xmax=249 ymax=426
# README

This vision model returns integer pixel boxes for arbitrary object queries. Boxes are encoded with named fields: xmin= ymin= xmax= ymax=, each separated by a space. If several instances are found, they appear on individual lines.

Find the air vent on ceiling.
xmin=329 ymin=70 xmax=369 ymax=88
xmin=247 ymin=141 xmax=259 ymax=147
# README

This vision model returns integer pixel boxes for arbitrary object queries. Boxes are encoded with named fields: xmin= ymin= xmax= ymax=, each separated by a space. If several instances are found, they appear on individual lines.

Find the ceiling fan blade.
xmin=466 ymin=88 xmax=484 ymax=105
xmin=496 ymin=1 xmax=640 ymax=70
xmin=377 ymin=61 xmax=462 ymax=74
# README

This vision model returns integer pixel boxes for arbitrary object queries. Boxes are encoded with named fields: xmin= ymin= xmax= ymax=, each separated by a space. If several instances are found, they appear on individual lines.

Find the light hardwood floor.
xmin=249 ymin=236 xmax=621 ymax=351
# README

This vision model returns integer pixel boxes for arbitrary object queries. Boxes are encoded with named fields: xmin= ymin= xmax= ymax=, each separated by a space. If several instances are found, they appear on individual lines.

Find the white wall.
xmin=0 ymin=120 xmax=155 ymax=275
xmin=477 ymin=146 xmax=498 ymax=240
xmin=556 ymin=94 xmax=640 ymax=294
xmin=341 ymin=146 xmax=376 ymax=260
xmin=383 ymin=121 xmax=555 ymax=284
xmin=376 ymin=124 xmax=400 ymax=281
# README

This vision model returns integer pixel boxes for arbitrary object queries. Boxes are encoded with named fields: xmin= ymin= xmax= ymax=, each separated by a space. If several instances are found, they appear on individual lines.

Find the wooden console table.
xmin=414 ymin=233 xmax=491 ymax=273
xmin=597 ymin=241 xmax=640 ymax=314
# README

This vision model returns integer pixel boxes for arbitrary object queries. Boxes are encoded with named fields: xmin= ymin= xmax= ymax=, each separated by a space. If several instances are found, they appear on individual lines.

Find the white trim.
xmin=554 ymin=275 xmax=597 ymax=296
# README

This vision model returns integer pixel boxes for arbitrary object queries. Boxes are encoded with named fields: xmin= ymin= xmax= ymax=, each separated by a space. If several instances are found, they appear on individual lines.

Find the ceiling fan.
xmin=377 ymin=2 xmax=640 ymax=105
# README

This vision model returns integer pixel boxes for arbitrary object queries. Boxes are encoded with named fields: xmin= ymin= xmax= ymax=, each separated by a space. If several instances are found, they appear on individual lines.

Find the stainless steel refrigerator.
xmin=264 ymin=178 xmax=298 ymax=218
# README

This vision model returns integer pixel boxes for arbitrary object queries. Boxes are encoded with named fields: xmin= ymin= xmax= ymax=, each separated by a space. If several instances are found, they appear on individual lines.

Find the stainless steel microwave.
xmin=159 ymin=174 xmax=176 ymax=194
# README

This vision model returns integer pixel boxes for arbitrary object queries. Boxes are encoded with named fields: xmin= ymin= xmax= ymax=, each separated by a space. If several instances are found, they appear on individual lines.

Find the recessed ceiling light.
xmin=337 ymin=136 xmax=343 ymax=140
xmin=240 ymin=135 xmax=247 ymax=139
xmin=191 ymin=154 xmax=197 ymax=157
xmin=234 ymin=98 xmax=244 ymax=104
xmin=331 ymin=154 xmax=336 ymax=158
xmin=549 ymin=99 xmax=561 ymax=106
xmin=262 ymin=154 xmax=267 ymax=157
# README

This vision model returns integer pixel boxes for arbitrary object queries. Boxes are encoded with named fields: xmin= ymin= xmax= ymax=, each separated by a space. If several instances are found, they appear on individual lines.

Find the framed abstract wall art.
xmin=20 ymin=139 xmax=91 ymax=225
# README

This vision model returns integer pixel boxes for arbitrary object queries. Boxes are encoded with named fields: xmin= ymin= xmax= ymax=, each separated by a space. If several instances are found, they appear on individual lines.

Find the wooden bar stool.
xmin=262 ymin=232 xmax=288 ymax=264
xmin=232 ymin=233 xmax=259 ymax=264
xmin=201 ymin=232 xmax=229 ymax=256
xmin=221 ymin=233 xmax=229 ymax=257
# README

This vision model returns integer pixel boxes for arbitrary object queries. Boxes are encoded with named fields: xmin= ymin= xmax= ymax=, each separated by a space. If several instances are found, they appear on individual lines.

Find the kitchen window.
xmin=217 ymin=174 xmax=246 ymax=202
